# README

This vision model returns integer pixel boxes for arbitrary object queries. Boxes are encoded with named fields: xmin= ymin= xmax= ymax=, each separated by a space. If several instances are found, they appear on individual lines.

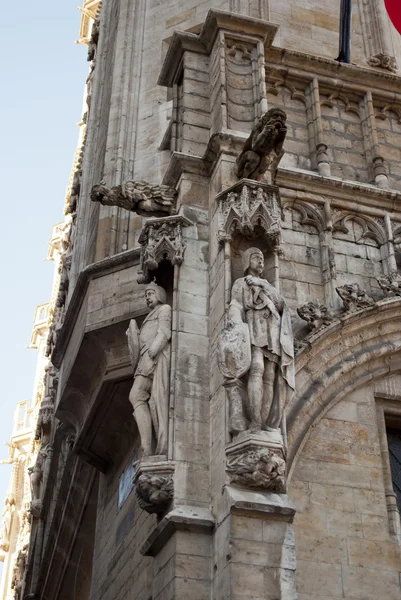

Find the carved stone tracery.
xmin=217 ymin=180 xmax=282 ymax=248
xmin=137 ymin=216 xmax=192 ymax=283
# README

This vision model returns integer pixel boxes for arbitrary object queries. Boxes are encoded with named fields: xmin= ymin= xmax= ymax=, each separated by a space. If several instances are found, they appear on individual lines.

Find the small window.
xmin=387 ymin=428 xmax=401 ymax=512
xmin=118 ymin=451 xmax=136 ymax=510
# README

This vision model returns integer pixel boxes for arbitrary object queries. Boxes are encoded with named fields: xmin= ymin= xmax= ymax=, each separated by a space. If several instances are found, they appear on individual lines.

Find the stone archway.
xmin=287 ymin=298 xmax=401 ymax=478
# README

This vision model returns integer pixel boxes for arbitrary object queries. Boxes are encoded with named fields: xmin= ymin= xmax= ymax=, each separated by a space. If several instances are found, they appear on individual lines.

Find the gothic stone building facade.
xmin=6 ymin=1 xmax=401 ymax=599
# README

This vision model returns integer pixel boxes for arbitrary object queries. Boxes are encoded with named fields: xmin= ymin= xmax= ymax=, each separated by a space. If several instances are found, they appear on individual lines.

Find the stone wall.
xmin=290 ymin=375 xmax=401 ymax=599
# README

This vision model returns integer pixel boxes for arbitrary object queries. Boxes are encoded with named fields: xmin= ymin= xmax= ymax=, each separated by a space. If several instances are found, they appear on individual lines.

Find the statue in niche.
xmin=127 ymin=283 xmax=171 ymax=456
xmin=235 ymin=108 xmax=287 ymax=181
xmin=219 ymin=248 xmax=294 ymax=434
xmin=0 ymin=498 xmax=13 ymax=553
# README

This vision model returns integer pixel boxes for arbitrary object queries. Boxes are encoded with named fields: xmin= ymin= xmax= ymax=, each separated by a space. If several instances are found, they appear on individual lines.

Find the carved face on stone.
xmin=242 ymin=247 xmax=264 ymax=277
xmin=145 ymin=289 xmax=159 ymax=310
xmin=144 ymin=283 xmax=167 ymax=309
xmin=249 ymin=253 xmax=264 ymax=277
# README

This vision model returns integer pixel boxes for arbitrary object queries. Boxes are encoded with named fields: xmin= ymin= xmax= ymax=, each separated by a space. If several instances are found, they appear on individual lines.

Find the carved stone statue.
xmin=234 ymin=108 xmax=287 ymax=181
xmin=91 ymin=180 xmax=177 ymax=216
xmin=30 ymin=392 xmax=54 ymax=517
xmin=219 ymin=248 xmax=295 ymax=434
xmin=0 ymin=498 xmax=13 ymax=553
xmin=127 ymin=283 xmax=171 ymax=456
xmin=297 ymin=300 xmax=334 ymax=331
xmin=11 ymin=544 xmax=27 ymax=600
xmin=336 ymin=283 xmax=375 ymax=312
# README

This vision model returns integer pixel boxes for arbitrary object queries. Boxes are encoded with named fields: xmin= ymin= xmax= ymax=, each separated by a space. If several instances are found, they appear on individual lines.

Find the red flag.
xmin=385 ymin=0 xmax=401 ymax=35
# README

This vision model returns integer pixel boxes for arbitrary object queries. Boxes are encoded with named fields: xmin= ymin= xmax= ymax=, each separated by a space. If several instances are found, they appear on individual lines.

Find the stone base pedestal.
xmin=133 ymin=456 xmax=174 ymax=515
xmin=226 ymin=430 xmax=286 ymax=492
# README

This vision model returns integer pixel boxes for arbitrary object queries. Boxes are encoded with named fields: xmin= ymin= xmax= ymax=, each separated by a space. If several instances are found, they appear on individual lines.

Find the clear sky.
xmin=0 ymin=0 xmax=89 ymax=523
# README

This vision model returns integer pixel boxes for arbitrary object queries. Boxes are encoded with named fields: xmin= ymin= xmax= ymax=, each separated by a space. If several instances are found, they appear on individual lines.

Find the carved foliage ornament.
xmin=297 ymin=301 xmax=334 ymax=331
xmin=90 ymin=180 xmax=178 ymax=217
xmin=377 ymin=272 xmax=401 ymax=297
xmin=137 ymin=216 xmax=191 ymax=283
xmin=336 ymin=283 xmax=375 ymax=312
xmin=217 ymin=181 xmax=281 ymax=247
xmin=135 ymin=473 xmax=173 ymax=514
xmin=235 ymin=108 xmax=287 ymax=181
xmin=226 ymin=448 xmax=286 ymax=492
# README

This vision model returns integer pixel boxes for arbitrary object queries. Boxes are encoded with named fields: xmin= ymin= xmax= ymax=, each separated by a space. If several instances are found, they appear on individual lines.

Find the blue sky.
xmin=0 ymin=1 xmax=89 ymax=515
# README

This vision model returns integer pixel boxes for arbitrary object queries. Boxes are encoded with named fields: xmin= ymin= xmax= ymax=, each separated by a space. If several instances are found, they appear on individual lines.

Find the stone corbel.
xmin=136 ymin=215 xmax=192 ymax=283
xmin=133 ymin=458 xmax=174 ymax=515
xmin=226 ymin=430 xmax=286 ymax=492
xmin=216 ymin=179 xmax=282 ymax=249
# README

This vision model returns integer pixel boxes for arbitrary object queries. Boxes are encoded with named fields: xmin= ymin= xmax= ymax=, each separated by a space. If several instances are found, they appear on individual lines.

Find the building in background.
xmin=2 ymin=0 xmax=401 ymax=598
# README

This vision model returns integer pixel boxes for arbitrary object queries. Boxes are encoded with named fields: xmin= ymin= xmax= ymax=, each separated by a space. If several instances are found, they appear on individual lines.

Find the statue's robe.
xmin=135 ymin=304 xmax=171 ymax=454
xmin=230 ymin=277 xmax=295 ymax=427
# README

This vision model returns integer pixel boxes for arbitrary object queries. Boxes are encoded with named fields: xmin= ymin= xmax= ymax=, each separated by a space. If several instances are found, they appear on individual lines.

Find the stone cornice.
xmin=158 ymin=9 xmax=278 ymax=87
xmin=266 ymin=46 xmax=401 ymax=98
xmin=141 ymin=505 xmax=215 ymax=557
xmin=277 ymin=167 xmax=401 ymax=217
xmin=52 ymin=248 xmax=140 ymax=369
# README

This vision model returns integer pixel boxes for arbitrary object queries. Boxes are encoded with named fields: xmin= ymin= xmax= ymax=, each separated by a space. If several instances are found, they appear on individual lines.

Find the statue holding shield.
xmin=218 ymin=248 xmax=294 ymax=435
xmin=127 ymin=283 xmax=171 ymax=456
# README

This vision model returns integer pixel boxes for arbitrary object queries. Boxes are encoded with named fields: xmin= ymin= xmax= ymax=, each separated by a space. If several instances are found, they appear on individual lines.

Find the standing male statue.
xmin=221 ymin=248 xmax=294 ymax=432
xmin=127 ymin=283 xmax=171 ymax=456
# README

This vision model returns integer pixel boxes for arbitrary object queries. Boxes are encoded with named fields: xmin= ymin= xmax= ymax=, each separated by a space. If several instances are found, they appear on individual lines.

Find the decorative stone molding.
xmin=336 ymin=283 xmax=375 ymax=312
xmin=297 ymin=301 xmax=334 ymax=331
xmin=359 ymin=0 xmax=397 ymax=72
xmin=90 ymin=180 xmax=177 ymax=217
xmin=367 ymin=53 xmax=397 ymax=72
xmin=234 ymin=109 xmax=287 ymax=182
xmin=133 ymin=459 xmax=174 ymax=515
xmin=226 ymin=430 xmax=286 ymax=492
xmin=377 ymin=272 xmax=401 ymax=297
xmin=229 ymin=0 xmax=269 ymax=19
xmin=216 ymin=179 xmax=281 ymax=247
xmin=137 ymin=216 xmax=192 ymax=283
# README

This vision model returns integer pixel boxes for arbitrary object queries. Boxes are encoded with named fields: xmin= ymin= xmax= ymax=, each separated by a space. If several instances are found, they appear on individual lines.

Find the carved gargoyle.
xmin=235 ymin=108 xmax=287 ymax=181
xmin=90 ymin=180 xmax=177 ymax=217
xmin=377 ymin=272 xmax=401 ymax=297
xmin=297 ymin=301 xmax=334 ymax=331
xmin=336 ymin=283 xmax=375 ymax=312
